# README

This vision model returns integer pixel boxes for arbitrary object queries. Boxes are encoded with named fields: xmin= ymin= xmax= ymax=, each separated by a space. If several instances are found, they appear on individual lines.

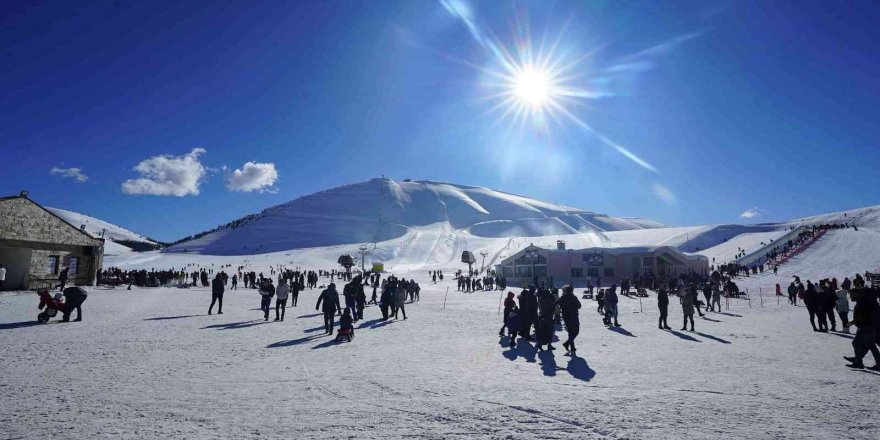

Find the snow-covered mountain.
xmin=165 ymin=178 xmax=664 ymax=255
xmin=47 ymin=207 xmax=161 ymax=254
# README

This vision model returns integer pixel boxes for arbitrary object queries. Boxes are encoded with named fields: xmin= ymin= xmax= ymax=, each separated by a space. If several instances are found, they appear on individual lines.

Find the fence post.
xmin=443 ymin=287 xmax=449 ymax=310
xmin=759 ymin=287 xmax=763 ymax=308
xmin=497 ymin=290 xmax=503 ymax=315
xmin=747 ymin=288 xmax=752 ymax=308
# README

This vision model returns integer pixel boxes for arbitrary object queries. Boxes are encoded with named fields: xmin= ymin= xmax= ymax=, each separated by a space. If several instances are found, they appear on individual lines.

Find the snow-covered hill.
xmin=164 ymin=178 xmax=664 ymax=255
xmin=47 ymin=207 xmax=160 ymax=254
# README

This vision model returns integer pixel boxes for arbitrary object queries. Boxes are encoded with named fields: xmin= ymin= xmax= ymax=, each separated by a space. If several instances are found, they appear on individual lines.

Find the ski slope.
xmin=164 ymin=178 xmax=664 ymax=256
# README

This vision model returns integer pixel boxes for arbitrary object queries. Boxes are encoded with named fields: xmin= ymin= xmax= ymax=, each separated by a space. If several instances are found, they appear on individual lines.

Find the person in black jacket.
xmin=316 ymin=283 xmax=341 ymax=334
xmin=820 ymin=282 xmax=838 ymax=332
xmin=499 ymin=291 xmax=516 ymax=337
xmin=354 ymin=282 xmax=366 ymax=321
xmin=557 ymin=285 xmax=581 ymax=353
xmin=657 ymin=287 xmax=671 ymax=330
xmin=209 ymin=274 xmax=224 ymax=315
xmin=535 ymin=289 xmax=557 ymax=351
xmin=518 ymin=286 xmax=539 ymax=341
xmin=61 ymin=286 xmax=87 ymax=322
xmin=259 ymin=279 xmax=275 ymax=321
xmin=844 ymin=288 xmax=880 ymax=370
xmin=55 ymin=267 xmax=70 ymax=291
xmin=803 ymin=281 xmax=822 ymax=332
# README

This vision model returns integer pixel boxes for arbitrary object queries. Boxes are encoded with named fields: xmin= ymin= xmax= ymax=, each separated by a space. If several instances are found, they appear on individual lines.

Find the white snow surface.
xmin=3 ymin=200 xmax=880 ymax=438
xmin=2 ymin=267 xmax=878 ymax=439
xmin=163 ymin=178 xmax=665 ymax=255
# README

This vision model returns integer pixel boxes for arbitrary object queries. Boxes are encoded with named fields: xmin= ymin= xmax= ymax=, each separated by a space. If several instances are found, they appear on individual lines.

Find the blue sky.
xmin=2 ymin=0 xmax=878 ymax=242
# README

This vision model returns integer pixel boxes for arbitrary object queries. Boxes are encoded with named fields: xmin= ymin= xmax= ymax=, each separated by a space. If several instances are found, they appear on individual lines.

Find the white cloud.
xmin=651 ymin=183 xmax=676 ymax=204
xmin=740 ymin=207 xmax=762 ymax=219
xmin=226 ymin=162 xmax=279 ymax=193
xmin=121 ymin=148 xmax=207 ymax=196
xmin=49 ymin=166 xmax=89 ymax=183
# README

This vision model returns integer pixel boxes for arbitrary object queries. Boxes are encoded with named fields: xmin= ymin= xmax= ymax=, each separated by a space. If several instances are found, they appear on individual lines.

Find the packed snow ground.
xmin=2 ymin=267 xmax=878 ymax=439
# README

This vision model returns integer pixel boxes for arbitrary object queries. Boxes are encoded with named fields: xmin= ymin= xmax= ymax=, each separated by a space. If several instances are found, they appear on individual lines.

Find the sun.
xmin=512 ymin=66 xmax=554 ymax=108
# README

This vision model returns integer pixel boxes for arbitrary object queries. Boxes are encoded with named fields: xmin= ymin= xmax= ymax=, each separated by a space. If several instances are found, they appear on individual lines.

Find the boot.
xmin=846 ymin=361 xmax=865 ymax=369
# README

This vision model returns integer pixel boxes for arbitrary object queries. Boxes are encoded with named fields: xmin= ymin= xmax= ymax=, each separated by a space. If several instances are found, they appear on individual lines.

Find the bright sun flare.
xmin=512 ymin=67 xmax=553 ymax=107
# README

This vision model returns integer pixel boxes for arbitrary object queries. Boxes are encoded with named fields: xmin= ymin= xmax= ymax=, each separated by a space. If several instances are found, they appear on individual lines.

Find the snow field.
xmin=1 ymin=269 xmax=877 ymax=440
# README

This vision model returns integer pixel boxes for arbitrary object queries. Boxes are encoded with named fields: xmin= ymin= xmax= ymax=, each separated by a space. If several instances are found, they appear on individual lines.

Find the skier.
xmin=315 ymin=283 xmax=341 ymax=334
xmin=209 ymin=273 xmax=224 ymax=315
xmin=657 ymin=287 xmax=671 ymax=330
xmin=843 ymin=288 xmax=880 ymax=370
xmin=259 ymin=279 xmax=275 ymax=322
xmin=275 ymin=279 xmax=289 ymax=321
xmin=499 ymin=292 xmax=516 ymax=337
xmin=557 ymin=285 xmax=581 ymax=353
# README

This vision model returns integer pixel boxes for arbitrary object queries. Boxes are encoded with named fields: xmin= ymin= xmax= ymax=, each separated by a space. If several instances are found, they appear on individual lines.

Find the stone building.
xmin=496 ymin=243 xmax=709 ymax=288
xmin=0 ymin=192 xmax=104 ymax=290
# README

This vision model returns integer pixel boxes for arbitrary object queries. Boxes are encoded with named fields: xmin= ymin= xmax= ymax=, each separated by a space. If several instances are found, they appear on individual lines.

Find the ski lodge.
xmin=0 ymin=191 xmax=104 ymax=290
xmin=496 ymin=242 xmax=709 ymax=287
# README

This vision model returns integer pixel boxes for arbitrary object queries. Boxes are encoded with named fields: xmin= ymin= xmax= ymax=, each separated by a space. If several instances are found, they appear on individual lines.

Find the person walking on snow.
xmin=394 ymin=282 xmax=408 ymax=320
xmin=275 ymin=279 xmax=289 ymax=321
xmin=209 ymin=274 xmax=224 ymax=315
xmin=836 ymin=287 xmax=850 ymax=333
xmin=843 ymin=288 xmax=880 ymax=370
xmin=499 ymin=292 xmax=516 ymax=337
xmin=557 ymin=285 xmax=581 ymax=354
xmin=680 ymin=286 xmax=696 ymax=332
xmin=316 ymin=283 xmax=341 ymax=334
xmin=603 ymin=285 xmax=619 ymax=327
xmin=787 ymin=282 xmax=798 ymax=306
xmin=259 ymin=279 xmax=275 ymax=321
xmin=657 ymin=287 xmax=671 ymax=330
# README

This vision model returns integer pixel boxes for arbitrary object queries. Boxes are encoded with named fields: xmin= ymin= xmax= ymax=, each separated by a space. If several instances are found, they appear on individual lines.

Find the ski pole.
xmin=443 ymin=287 xmax=449 ymax=310
xmin=497 ymin=290 xmax=503 ymax=315
xmin=759 ymin=287 xmax=763 ymax=308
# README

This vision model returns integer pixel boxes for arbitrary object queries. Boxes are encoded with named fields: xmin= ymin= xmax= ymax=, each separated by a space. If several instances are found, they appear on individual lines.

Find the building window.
xmin=515 ymin=265 xmax=532 ymax=278
xmin=587 ymin=268 xmax=599 ymax=278
xmin=533 ymin=265 xmax=547 ymax=278
xmin=69 ymin=257 xmax=79 ymax=275
xmin=571 ymin=268 xmax=583 ymax=278
xmin=603 ymin=268 xmax=615 ymax=278
xmin=502 ymin=266 xmax=514 ymax=277
xmin=47 ymin=256 xmax=59 ymax=274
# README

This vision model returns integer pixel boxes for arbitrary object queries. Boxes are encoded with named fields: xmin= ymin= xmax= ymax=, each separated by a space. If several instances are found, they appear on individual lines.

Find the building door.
xmin=0 ymin=246 xmax=33 ymax=290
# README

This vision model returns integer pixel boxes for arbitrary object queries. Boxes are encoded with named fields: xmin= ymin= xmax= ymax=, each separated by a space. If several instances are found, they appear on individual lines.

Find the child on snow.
xmin=505 ymin=307 xmax=521 ymax=348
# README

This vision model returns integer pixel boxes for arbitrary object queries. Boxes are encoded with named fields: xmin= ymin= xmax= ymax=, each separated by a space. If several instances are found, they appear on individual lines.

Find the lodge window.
xmin=533 ymin=265 xmax=547 ymax=278
xmin=47 ymin=256 xmax=59 ymax=274
xmin=502 ymin=266 xmax=513 ymax=277
xmin=69 ymin=257 xmax=79 ymax=275
xmin=587 ymin=268 xmax=599 ymax=277
xmin=603 ymin=268 xmax=614 ymax=278
xmin=571 ymin=268 xmax=583 ymax=278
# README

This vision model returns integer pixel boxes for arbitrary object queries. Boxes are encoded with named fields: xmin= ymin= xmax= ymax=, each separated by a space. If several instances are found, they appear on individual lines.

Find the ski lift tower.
xmin=479 ymin=250 xmax=489 ymax=274
xmin=461 ymin=251 xmax=476 ymax=275
xmin=358 ymin=244 xmax=374 ymax=272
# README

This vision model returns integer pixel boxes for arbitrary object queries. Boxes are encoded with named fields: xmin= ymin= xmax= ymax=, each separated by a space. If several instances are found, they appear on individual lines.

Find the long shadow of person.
xmin=144 ymin=315 xmax=201 ymax=321
xmin=312 ymin=338 xmax=342 ymax=349
xmin=607 ymin=326 xmax=636 ymax=337
xmin=701 ymin=316 xmax=723 ymax=323
xmin=566 ymin=354 xmax=596 ymax=382
xmin=202 ymin=320 xmax=266 ymax=330
xmin=0 ymin=321 xmax=42 ymax=330
xmin=266 ymin=334 xmax=323 ymax=348
xmin=695 ymin=331 xmax=732 ymax=344
xmin=538 ymin=350 xmax=561 ymax=377
xmin=667 ymin=329 xmax=701 ymax=342
xmin=502 ymin=338 xmax=538 ymax=363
